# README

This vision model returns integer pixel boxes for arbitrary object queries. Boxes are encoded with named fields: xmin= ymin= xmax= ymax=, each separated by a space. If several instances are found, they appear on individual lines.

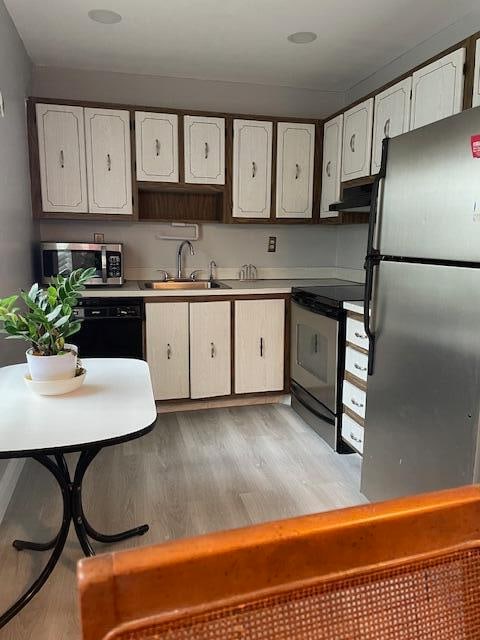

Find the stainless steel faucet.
xmin=176 ymin=241 xmax=195 ymax=279
xmin=209 ymin=260 xmax=217 ymax=281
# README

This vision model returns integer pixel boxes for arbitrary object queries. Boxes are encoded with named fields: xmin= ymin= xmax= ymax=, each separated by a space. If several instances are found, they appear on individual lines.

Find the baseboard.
xmin=0 ymin=459 xmax=25 ymax=525
xmin=157 ymin=393 xmax=290 ymax=414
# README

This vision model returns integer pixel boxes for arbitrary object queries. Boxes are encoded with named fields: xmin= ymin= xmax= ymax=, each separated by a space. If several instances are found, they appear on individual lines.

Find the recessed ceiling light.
xmin=287 ymin=32 xmax=317 ymax=44
xmin=88 ymin=9 xmax=122 ymax=24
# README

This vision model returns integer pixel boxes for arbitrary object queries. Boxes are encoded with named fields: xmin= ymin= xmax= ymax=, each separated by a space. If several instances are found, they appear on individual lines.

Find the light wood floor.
xmin=0 ymin=404 xmax=366 ymax=639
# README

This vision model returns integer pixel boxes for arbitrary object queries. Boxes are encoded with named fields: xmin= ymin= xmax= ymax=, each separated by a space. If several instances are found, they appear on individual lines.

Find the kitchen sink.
xmin=138 ymin=280 xmax=230 ymax=290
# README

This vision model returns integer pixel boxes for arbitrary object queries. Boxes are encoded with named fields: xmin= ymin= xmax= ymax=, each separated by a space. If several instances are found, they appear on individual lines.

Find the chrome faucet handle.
xmin=209 ymin=260 xmax=217 ymax=281
xmin=156 ymin=269 xmax=169 ymax=281
xmin=189 ymin=270 xmax=202 ymax=281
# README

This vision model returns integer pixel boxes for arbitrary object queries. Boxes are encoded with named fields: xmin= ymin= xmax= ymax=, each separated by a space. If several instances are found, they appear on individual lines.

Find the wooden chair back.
xmin=78 ymin=486 xmax=480 ymax=639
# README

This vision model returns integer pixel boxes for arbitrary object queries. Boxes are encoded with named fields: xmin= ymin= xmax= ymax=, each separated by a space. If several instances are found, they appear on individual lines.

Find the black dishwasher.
xmin=72 ymin=298 xmax=144 ymax=359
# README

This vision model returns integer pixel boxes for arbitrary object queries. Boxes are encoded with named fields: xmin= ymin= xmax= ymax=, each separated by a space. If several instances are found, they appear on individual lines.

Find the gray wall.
xmin=336 ymin=226 xmax=369 ymax=271
xmin=0 ymin=0 xmax=33 ymax=365
xmin=32 ymin=66 xmax=344 ymax=119
xmin=347 ymin=8 xmax=480 ymax=103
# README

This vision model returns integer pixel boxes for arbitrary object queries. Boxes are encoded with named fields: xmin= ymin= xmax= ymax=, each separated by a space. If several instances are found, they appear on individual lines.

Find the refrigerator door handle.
xmin=364 ymin=138 xmax=389 ymax=376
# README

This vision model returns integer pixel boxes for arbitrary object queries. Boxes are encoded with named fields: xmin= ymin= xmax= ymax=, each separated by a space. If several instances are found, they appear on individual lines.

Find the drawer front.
xmin=343 ymin=379 xmax=367 ymax=419
xmin=346 ymin=317 xmax=369 ymax=351
xmin=342 ymin=413 xmax=364 ymax=454
xmin=345 ymin=346 xmax=368 ymax=381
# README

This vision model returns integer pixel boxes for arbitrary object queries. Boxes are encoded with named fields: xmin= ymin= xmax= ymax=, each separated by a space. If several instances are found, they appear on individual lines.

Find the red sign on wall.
xmin=471 ymin=135 xmax=480 ymax=158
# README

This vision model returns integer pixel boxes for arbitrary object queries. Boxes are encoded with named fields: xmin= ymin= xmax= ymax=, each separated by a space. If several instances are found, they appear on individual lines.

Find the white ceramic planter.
xmin=26 ymin=343 xmax=78 ymax=382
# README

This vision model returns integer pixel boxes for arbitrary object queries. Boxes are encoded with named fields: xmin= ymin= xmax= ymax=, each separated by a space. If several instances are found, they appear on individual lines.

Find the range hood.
xmin=329 ymin=181 xmax=373 ymax=213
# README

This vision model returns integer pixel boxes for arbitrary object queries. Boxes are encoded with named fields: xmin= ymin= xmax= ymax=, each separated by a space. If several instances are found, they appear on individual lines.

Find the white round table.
xmin=0 ymin=358 xmax=157 ymax=628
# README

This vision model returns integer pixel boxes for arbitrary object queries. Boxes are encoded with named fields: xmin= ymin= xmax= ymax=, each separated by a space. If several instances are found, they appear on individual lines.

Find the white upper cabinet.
xmin=135 ymin=112 xmax=178 ymax=182
xmin=410 ymin=48 xmax=465 ymax=130
xmin=184 ymin=115 xmax=225 ymax=184
xmin=320 ymin=114 xmax=343 ymax=218
xmin=85 ymin=108 xmax=132 ymax=215
xmin=233 ymin=119 xmax=273 ymax=218
xmin=473 ymin=39 xmax=480 ymax=108
xmin=275 ymin=122 xmax=315 ymax=219
xmin=36 ymin=104 xmax=88 ymax=213
xmin=341 ymin=98 xmax=374 ymax=182
xmin=371 ymin=78 xmax=412 ymax=174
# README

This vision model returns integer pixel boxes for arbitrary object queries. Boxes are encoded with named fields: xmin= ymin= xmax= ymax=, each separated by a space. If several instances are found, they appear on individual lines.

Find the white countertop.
xmin=0 ymin=359 xmax=157 ymax=456
xmin=344 ymin=300 xmax=365 ymax=314
xmin=81 ymin=278 xmax=359 ymax=298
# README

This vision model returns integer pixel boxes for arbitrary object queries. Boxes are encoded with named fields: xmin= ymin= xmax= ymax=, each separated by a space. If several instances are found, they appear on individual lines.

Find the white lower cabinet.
xmin=146 ymin=302 xmax=190 ymax=400
xmin=234 ymin=299 xmax=285 ymax=394
xmin=341 ymin=413 xmax=364 ymax=454
xmin=190 ymin=301 xmax=231 ymax=399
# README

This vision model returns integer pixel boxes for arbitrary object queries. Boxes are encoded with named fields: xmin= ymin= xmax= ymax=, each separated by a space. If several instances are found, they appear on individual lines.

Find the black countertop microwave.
xmin=40 ymin=242 xmax=123 ymax=286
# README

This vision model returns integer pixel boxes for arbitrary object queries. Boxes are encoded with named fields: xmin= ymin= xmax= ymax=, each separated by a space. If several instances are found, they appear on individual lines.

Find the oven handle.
xmin=290 ymin=382 xmax=335 ymax=426
xmin=101 ymin=245 xmax=107 ymax=283
xmin=291 ymin=298 xmax=341 ymax=320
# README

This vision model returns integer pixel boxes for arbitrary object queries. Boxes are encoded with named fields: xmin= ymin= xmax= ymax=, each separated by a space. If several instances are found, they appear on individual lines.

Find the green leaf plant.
xmin=0 ymin=268 xmax=96 ymax=356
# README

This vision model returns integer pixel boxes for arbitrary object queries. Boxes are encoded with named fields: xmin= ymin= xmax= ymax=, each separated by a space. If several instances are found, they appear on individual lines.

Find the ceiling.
xmin=5 ymin=0 xmax=479 ymax=91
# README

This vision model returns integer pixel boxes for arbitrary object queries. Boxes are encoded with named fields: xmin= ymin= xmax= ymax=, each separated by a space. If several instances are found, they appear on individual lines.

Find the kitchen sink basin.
xmin=138 ymin=280 xmax=229 ymax=290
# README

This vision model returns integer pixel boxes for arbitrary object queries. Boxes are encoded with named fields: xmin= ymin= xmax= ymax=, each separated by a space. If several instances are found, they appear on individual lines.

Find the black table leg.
xmin=73 ymin=447 xmax=149 ymax=552
xmin=0 ymin=455 xmax=71 ymax=629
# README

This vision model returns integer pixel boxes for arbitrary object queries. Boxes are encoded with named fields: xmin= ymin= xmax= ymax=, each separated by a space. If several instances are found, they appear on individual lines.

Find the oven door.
xmin=291 ymin=301 xmax=339 ymax=413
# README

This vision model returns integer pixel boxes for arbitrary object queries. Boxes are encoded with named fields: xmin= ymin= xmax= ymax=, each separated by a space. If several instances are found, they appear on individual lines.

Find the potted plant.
xmin=0 ymin=268 xmax=95 ymax=381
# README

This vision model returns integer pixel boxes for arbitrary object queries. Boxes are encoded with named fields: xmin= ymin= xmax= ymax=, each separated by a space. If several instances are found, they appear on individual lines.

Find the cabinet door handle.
xmin=351 ymin=398 xmax=364 ymax=409
xmin=167 ymin=343 xmax=172 ymax=360
xmin=350 ymin=134 xmax=356 ymax=152
xmin=204 ymin=142 xmax=209 ymax=159
xmin=383 ymin=118 xmax=391 ymax=138
xmin=59 ymin=150 xmax=65 ymax=168
xmin=252 ymin=161 xmax=257 ymax=178
xmin=106 ymin=153 xmax=112 ymax=171
xmin=260 ymin=337 xmax=264 ymax=357
xmin=325 ymin=160 xmax=331 ymax=177
xmin=354 ymin=331 xmax=367 ymax=340
xmin=354 ymin=363 xmax=367 ymax=372
xmin=210 ymin=342 xmax=215 ymax=358
xmin=350 ymin=431 xmax=362 ymax=444
xmin=155 ymin=139 xmax=160 ymax=156
xmin=295 ymin=163 xmax=300 ymax=180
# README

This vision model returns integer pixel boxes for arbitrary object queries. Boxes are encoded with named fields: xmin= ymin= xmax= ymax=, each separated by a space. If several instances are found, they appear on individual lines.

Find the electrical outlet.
xmin=268 ymin=236 xmax=277 ymax=252
xmin=94 ymin=233 xmax=105 ymax=243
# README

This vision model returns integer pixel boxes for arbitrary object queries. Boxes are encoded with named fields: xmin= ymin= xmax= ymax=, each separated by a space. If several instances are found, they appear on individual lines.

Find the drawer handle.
xmin=351 ymin=398 xmax=364 ymax=409
xmin=354 ymin=363 xmax=367 ymax=372
xmin=167 ymin=343 xmax=172 ymax=360
xmin=350 ymin=432 xmax=362 ymax=444
xmin=252 ymin=161 xmax=257 ymax=178
xmin=59 ymin=149 xmax=65 ymax=168
xmin=354 ymin=331 xmax=367 ymax=340
xmin=155 ymin=139 xmax=160 ymax=156
xmin=106 ymin=153 xmax=112 ymax=171
xmin=295 ymin=163 xmax=300 ymax=180
xmin=260 ymin=337 xmax=264 ymax=357
xmin=211 ymin=342 xmax=215 ymax=358
xmin=350 ymin=134 xmax=356 ymax=152
xmin=204 ymin=142 xmax=209 ymax=159
xmin=325 ymin=160 xmax=331 ymax=177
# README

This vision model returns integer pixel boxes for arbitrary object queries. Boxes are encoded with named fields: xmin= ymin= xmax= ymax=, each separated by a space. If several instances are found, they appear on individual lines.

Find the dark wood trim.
xmin=344 ymin=370 xmax=367 ymax=392
xmin=156 ymin=390 xmax=288 ymax=407
xmin=138 ymin=181 xmax=224 ymax=194
xmin=145 ymin=293 xmax=291 ymax=303
xmin=343 ymin=404 xmax=366 ymax=428
xmin=345 ymin=340 xmax=369 ymax=356
xmin=27 ymin=100 xmax=42 ymax=220
xmin=463 ymin=34 xmax=478 ymax=111
xmin=347 ymin=310 xmax=365 ymax=323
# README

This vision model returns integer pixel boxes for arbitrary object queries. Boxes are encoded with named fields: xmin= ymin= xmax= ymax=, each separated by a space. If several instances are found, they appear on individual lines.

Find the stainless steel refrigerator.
xmin=361 ymin=106 xmax=480 ymax=502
